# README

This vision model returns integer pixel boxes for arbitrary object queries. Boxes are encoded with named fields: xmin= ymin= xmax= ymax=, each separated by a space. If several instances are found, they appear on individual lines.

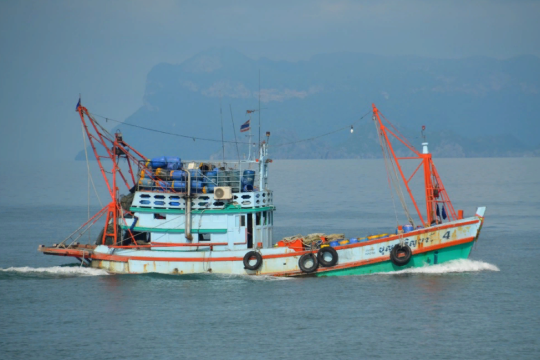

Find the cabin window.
xmin=153 ymin=213 xmax=166 ymax=220
xmin=198 ymin=233 xmax=211 ymax=241
xmin=240 ymin=215 xmax=246 ymax=227
xmin=263 ymin=211 xmax=268 ymax=225
xmin=256 ymin=212 xmax=261 ymax=226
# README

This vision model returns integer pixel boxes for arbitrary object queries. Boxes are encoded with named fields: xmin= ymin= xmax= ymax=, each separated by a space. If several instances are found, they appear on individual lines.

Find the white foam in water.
xmin=0 ymin=266 xmax=109 ymax=276
xmin=380 ymin=259 xmax=499 ymax=275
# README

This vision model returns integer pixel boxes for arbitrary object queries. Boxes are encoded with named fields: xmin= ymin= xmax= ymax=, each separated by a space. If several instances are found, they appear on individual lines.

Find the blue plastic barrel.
xmin=204 ymin=183 xmax=215 ymax=193
xmin=205 ymin=170 xmax=218 ymax=185
xmin=349 ymin=238 xmax=359 ymax=244
xmin=151 ymin=156 xmax=167 ymax=169
xmin=165 ymin=156 xmax=182 ymax=170
xmin=330 ymin=240 xmax=340 ymax=247
xmin=171 ymin=181 xmax=186 ymax=192
xmin=190 ymin=181 xmax=204 ymax=193
xmin=403 ymin=224 xmax=414 ymax=233
xmin=170 ymin=170 xmax=186 ymax=181
xmin=242 ymin=184 xmax=254 ymax=192
xmin=241 ymin=170 xmax=256 ymax=188
xmin=154 ymin=181 xmax=171 ymax=191
xmin=188 ymin=169 xmax=202 ymax=181
xmin=138 ymin=178 xmax=154 ymax=188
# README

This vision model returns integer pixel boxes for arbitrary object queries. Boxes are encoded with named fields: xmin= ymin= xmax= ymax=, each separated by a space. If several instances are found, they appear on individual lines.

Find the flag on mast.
xmin=240 ymin=119 xmax=250 ymax=132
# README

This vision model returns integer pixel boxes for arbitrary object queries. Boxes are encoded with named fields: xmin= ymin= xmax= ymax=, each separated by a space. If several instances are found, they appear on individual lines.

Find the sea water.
xmin=0 ymin=158 xmax=538 ymax=359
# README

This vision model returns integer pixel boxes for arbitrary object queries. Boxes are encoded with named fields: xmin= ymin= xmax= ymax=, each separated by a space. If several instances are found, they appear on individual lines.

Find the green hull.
xmin=317 ymin=241 xmax=475 ymax=277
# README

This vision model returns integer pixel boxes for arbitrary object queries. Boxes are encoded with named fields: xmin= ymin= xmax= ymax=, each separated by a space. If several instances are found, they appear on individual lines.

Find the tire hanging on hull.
xmin=243 ymin=251 xmax=263 ymax=270
xmin=299 ymin=253 xmax=319 ymax=273
xmin=390 ymin=244 xmax=412 ymax=266
xmin=317 ymin=247 xmax=338 ymax=267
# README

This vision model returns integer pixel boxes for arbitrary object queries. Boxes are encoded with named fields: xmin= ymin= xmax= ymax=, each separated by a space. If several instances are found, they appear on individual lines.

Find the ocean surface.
xmin=0 ymin=158 xmax=539 ymax=359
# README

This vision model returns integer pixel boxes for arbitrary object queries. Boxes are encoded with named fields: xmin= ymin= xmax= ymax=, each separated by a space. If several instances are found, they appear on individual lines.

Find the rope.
xmin=272 ymin=110 xmax=372 ymax=147
xmin=89 ymin=110 xmax=372 ymax=149
xmin=81 ymin=124 xmax=103 ymax=207
xmin=374 ymin=118 xmax=400 ymax=227
xmin=373 ymin=115 xmax=414 ymax=227
xmin=90 ymin=112 xmax=252 ymax=145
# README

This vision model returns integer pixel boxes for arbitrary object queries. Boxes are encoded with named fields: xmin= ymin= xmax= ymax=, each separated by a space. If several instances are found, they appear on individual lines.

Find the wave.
xmin=380 ymin=259 xmax=499 ymax=275
xmin=0 ymin=266 xmax=109 ymax=277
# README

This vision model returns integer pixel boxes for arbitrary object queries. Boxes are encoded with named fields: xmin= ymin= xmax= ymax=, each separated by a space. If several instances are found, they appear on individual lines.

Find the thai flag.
xmin=240 ymin=119 xmax=250 ymax=132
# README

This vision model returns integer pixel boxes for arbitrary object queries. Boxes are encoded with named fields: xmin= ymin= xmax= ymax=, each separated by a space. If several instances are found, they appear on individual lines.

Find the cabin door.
xmin=247 ymin=213 xmax=253 ymax=248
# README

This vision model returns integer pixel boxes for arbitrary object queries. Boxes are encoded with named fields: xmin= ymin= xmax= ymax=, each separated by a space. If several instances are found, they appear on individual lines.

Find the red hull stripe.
xmin=42 ymin=221 xmax=478 ymax=264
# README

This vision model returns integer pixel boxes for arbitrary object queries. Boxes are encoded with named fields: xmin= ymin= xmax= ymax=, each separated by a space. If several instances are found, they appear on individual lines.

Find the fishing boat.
xmin=38 ymin=102 xmax=486 ymax=276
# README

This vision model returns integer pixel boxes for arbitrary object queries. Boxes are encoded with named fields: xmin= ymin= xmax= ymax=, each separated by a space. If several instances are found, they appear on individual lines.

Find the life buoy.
xmin=317 ymin=247 xmax=338 ymax=267
xmin=243 ymin=251 xmax=263 ymax=270
xmin=390 ymin=244 xmax=412 ymax=266
xmin=299 ymin=253 xmax=319 ymax=273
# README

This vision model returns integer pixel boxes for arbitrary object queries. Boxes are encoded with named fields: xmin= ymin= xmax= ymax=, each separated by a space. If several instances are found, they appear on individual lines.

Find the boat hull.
xmin=314 ymin=240 xmax=474 ymax=277
xmin=40 ymin=211 xmax=485 ymax=277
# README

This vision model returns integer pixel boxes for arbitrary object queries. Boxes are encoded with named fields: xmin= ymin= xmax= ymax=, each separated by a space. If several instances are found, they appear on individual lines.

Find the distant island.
xmin=77 ymin=48 xmax=540 ymax=160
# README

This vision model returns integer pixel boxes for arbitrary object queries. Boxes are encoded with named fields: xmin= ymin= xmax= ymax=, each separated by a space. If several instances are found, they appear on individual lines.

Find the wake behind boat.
xmin=39 ymin=102 xmax=486 ymax=276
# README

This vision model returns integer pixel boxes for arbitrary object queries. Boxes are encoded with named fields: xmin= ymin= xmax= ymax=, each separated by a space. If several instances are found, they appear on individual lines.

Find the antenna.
xmin=220 ymin=95 xmax=225 ymax=163
xmin=229 ymin=104 xmax=241 ymax=162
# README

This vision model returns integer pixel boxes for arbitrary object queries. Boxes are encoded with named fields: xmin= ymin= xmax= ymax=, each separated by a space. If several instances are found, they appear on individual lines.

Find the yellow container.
xmin=339 ymin=239 xmax=349 ymax=245
xmin=367 ymin=235 xmax=380 ymax=240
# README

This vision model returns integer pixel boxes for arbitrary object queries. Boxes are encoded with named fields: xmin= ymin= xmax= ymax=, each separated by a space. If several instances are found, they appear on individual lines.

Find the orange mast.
xmin=372 ymin=104 xmax=456 ymax=227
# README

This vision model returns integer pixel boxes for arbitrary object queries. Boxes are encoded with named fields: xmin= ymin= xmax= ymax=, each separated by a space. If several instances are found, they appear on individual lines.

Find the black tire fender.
xmin=317 ymin=247 xmax=339 ymax=267
xmin=243 ymin=251 xmax=263 ymax=270
xmin=390 ymin=244 xmax=412 ymax=266
xmin=299 ymin=253 xmax=319 ymax=273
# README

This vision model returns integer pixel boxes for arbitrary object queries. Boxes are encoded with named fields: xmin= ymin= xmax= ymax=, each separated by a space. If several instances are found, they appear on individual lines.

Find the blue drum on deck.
xmin=190 ymin=181 xmax=204 ymax=193
xmin=165 ymin=156 xmax=182 ymax=170
xmin=349 ymin=238 xmax=359 ymax=244
xmin=138 ymin=178 xmax=154 ymax=189
xmin=170 ymin=170 xmax=186 ymax=181
xmin=205 ymin=170 xmax=219 ymax=185
xmin=150 ymin=156 xmax=167 ymax=169
xmin=188 ymin=169 xmax=202 ymax=181
xmin=330 ymin=241 xmax=340 ymax=247
xmin=241 ymin=170 xmax=256 ymax=192
xmin=204 ymin=183 xmax=215 ymax=193
xmin=171 ymin=181 xmax=186 ymax=192
xmin=154 ymin=181 xmax=170 ymax=191
xmin=403 ymin=224 xmax=414 ymax=233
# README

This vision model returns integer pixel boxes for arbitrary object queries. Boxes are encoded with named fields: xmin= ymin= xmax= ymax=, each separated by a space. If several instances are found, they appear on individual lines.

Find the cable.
xmin=90 ymin=109 xmax=372 ymax=150
xmin=272 ymin=110 xmax=372 ymax=147
xmin=90 ymin=112 xmax=253 ymax=145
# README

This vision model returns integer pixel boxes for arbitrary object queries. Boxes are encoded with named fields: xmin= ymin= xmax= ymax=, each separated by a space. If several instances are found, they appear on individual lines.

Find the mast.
xmin=372 ymin=104 xmax=456 ymax=226
xmin=76 ymin=102 xmax=150 ymax=245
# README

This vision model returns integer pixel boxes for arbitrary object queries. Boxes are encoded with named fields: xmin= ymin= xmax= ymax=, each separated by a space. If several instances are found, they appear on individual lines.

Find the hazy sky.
xmin=1 ymin=0 xmax=539 ymax=160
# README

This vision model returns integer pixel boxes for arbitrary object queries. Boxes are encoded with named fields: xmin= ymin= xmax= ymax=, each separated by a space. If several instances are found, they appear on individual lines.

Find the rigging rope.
xmin=80 ymin=122 xmax=103 ymax=207
xmin=272 ymin=110 xmax=372 ymax=147
xmin=373 ymin=115 xmax=415 ymax=227
xmin=89 ymin=110 xmax=372 ymax=149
